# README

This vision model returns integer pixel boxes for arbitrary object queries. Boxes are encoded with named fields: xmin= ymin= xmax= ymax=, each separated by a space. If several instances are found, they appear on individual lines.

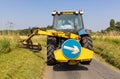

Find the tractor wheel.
xmin=80 ymin=35 xmax=93 ymax=50
xmin=80 ymin=35 xmax=93 ymax=65
xmin=47 ymin=37 xmax=57 ymax=65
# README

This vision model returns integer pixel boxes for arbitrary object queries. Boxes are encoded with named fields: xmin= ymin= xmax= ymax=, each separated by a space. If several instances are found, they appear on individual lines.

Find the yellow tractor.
xmin=19 ymin=10 xmax=94 ymax=65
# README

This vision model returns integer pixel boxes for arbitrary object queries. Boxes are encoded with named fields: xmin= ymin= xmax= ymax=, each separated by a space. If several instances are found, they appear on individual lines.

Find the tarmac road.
xmin=44 ymin=59 xmax=120 ymax=79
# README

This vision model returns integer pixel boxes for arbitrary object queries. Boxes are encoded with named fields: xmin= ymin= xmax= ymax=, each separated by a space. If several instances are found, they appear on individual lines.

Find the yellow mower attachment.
xmin=54 ymin=47 xmax=94 ymax=65
xmin=54 ymin=39 xmax=94 ymax=65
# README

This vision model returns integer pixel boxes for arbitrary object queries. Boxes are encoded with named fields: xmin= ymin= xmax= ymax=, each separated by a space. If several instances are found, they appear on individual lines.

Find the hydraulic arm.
xmin=19 ymin=29 xmax=80 ymax=51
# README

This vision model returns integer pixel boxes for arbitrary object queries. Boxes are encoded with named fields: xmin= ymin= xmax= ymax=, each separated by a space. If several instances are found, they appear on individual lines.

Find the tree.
xmin=110 ymin=19 xmax=115 ymax=27
xmin=106 ymin=19 xmax=116 ymax=31
xmin=115 ymin=21 xmax=120 ymax=31
xmin=46 ymin=25 xmax=52 ymax=29
xmin=110 ymin=19 xmax=116 ymax=30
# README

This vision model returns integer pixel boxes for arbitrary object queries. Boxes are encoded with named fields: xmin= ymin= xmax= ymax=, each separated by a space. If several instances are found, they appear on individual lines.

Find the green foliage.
xmin=115 ymin=21 xmax=120 ymax=31
xmin=0 ymin=35 xmax=19 ymax=55
xmin=0 ymin=30 xmax=18 ymax=35
xmin=31 ymin=36 xmax=47 ymax=47
xmin=0 ymin=37 xmax=11 ymax=54
xmin=0 ymin=35 xmax=46 ymax=79
xmin=106 ymin=19 xmax=116 ymax=31
xmin=93 ymin=36 xmax=120 ymax=69
xmin=46 ymin=25 xmax=53 ymax=29
xmin=0 ymin=25 xmax=53 ymax=36
xmin=18 ymin=26 xmax=49 ymax=35
xmin=0 ymin=48 xmax=45 ymax=79
xmin=110 ymin=19 xmax=115 ymax=28
xmin=0 ymin=30 xmax=9 ymax=35
xmin=19 ymin=29 xmax=31 ymax=35
xmin=105 ymin=19 xmax=120 ymax=32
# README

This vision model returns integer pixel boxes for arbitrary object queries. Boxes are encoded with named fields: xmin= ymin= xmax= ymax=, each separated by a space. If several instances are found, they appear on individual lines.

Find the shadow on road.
xmin=53 ymin=63 xmax=88 ymax=71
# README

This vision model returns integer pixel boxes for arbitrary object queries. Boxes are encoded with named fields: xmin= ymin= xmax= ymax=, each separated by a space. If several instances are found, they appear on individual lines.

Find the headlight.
xmin=79 ymin=10 xmax=84 ymax=14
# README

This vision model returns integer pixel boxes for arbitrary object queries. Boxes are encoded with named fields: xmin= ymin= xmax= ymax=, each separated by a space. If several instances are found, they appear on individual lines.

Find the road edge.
xmin=93 ymin=53 xmax=120 ymax=73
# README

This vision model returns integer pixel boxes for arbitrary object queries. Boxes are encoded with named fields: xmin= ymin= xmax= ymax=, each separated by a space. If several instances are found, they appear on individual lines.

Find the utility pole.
xmin=6 ymin=21 xmax=14 ymax=35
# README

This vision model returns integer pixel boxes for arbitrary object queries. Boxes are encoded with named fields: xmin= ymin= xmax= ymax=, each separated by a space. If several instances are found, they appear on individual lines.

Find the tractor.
xmin=19 ymin=10 xmax=94 ymax=65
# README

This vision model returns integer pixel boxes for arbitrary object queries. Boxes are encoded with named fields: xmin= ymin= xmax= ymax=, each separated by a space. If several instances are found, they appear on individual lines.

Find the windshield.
xmin=53 ymin=14 xmax=84 ymax=31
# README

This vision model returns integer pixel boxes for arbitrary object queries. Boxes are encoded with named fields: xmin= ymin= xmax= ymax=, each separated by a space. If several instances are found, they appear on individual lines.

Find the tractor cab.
xmin=52 ymin=10 xmax=84 ymax=33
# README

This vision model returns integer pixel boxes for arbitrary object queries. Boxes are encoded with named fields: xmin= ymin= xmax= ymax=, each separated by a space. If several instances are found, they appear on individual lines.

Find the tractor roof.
xmin=52 ymin=10 xmax=84 ymax=15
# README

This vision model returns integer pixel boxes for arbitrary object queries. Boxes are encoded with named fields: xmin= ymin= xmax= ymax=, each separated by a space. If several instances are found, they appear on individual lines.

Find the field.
xmin=0 ymin=35 xmax=46 ymax=79
xmin=93 ymin=33 xmax=120 ymax=69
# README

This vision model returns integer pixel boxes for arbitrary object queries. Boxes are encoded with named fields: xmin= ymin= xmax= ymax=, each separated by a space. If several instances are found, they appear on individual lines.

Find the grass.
xmin=0 ymin=35 xmax=46 ymax=79
xmin=31 ymin=35 xmax=47 ymax=47
xmin=94 ymin=53 xmax=120 ymax=72
xmin=0 ymin=48 xmax=45 ymax=79
xmin=0 ymin=35 xmax=18 ymax=55
xmin=93 ymin=35 xmax=120 ymax=69
xmin=0 ymin=37 xmax=10 ymax=54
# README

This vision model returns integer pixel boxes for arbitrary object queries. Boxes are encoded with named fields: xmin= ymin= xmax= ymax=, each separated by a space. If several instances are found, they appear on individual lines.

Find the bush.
xmin=0 ymin=37 xmax=11 ymax=54
xmin=0 ymin=35 xmax=19 ymax=55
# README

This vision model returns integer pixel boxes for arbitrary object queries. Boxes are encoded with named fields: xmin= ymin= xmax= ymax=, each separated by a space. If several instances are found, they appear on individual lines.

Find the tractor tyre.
xmin=80 ymin=35 xmax=93 ymax=50
xmin=80 ymin=35 xmax=93 ymax=65
xmin=47 ymin=37 xmax=57 ymax=65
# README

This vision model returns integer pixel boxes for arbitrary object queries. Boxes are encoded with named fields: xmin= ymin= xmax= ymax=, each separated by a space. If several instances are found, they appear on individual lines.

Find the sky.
xmin=0 ymin=0 xmax=120 ymax=32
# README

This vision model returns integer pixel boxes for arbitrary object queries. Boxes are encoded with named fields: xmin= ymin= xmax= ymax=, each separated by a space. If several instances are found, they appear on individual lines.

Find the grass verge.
xmin=0 ymin=35 xmax=19 ymax=55
xmin=94 ymin=53 xmax=120 ymax=72
xmin=0 ymin=35 xmax=46 ymax=79
xmin=0 ymin=48 xmax=45 ymax=79
xmin=93 ymin=36 xmax=120 ymax=69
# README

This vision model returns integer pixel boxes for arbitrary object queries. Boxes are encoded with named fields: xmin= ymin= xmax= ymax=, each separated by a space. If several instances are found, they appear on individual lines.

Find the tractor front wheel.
xmin=47 ymin=37 xmax=57 ymax=65
xmin=80 ymin=35 xmax=93 ymax=50
xmin=80 ymin=35 xmax=93 ymax=65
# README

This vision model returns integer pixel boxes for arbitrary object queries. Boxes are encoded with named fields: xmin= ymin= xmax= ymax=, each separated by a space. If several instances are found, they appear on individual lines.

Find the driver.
xmin=63 ymin=20 xmax=73 ymax=29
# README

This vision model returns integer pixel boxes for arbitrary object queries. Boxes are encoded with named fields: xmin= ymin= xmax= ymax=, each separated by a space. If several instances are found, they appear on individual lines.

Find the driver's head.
xmin=64 ymin=20 xmax=71 ymax=25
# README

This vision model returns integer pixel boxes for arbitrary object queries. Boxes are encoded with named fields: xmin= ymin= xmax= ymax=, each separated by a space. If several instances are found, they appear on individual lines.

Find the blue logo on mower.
xmin=62 ymin=39 xmax=81 ymax=59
